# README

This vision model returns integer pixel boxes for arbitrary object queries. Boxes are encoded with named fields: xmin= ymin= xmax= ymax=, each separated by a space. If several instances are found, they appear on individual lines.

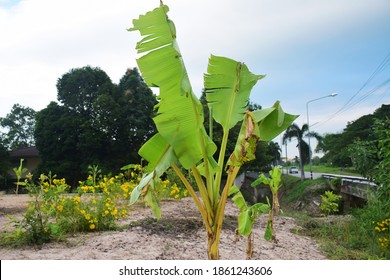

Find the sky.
xmin=0 ymin=0 xmax=389 ymax=159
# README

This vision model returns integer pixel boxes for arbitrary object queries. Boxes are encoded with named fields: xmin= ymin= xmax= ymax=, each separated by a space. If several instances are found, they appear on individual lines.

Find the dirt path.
xmin=0 ymin=194 xmax=326 ymax=260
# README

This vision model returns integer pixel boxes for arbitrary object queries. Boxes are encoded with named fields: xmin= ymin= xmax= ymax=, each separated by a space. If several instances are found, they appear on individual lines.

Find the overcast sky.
xmin=1 ymin=0 xmax=389 ymax=158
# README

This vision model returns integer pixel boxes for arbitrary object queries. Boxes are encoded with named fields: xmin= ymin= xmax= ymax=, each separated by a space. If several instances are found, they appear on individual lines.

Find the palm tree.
xmin=282 ymin=123 xmax=322 ymax=181
xmin=268 ymin=141 xmax=282 ymax=166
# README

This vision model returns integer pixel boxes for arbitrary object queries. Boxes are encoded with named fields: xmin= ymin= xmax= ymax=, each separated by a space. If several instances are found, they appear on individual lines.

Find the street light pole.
xmin=306 ymin=93 xmax=338 ymax=179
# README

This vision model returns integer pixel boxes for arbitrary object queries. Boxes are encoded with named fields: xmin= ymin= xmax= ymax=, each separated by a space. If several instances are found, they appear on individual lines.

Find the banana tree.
xmin=13 ymin=158 xmax=28 ymax=194
xmin=252 ymin=166 xmax=283 ymax=216
xmin=128 ymin=2 xmax=298 ymax=259
xmin=229 ymin=184 xmax=271 ymax=259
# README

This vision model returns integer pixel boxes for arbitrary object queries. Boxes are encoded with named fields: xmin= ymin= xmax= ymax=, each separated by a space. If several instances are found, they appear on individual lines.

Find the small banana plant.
xmin=13 ymin=158 xmax=28 ymax=194
xmin=229 ymin=185 xmax=272 ymax=259
xmin=252 ymin=166 xmax=283 ymax=241
xmin=128 ymin=2 xmax=298 ymax=259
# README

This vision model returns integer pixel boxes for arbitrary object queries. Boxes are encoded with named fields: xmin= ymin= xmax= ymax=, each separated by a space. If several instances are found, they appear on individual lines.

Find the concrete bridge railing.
xmin=322 ymin=173 xmax=377 ymax=200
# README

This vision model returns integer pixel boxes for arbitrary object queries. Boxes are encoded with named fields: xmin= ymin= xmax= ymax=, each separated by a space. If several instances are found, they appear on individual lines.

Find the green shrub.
xmin=0 ymin=164 xmax=187 ymax=247
xmin=320 ymin=191 xmax=342 ymax=216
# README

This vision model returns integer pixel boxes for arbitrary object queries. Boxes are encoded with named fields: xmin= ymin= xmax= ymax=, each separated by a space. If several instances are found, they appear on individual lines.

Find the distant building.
xmin=8 ymin=146 xmax=41 ymax=179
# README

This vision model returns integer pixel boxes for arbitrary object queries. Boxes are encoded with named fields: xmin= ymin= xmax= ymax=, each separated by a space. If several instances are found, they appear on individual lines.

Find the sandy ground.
xmin=0 ymin=194 xmax=326 ymax=260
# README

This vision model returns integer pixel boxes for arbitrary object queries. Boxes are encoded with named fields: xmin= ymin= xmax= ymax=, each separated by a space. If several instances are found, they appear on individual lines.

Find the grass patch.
xmin=281 ymin=177 xmax=390 ymax=259
xmin=304 ymin=165 xmax=360 ymax=176
xmin=282 ymin=176 xmax=327 ymax=204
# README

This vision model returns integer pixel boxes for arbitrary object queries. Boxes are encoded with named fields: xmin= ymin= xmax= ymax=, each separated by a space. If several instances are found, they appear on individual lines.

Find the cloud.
xmin=0 ymin=0 xmax=389 ymax=140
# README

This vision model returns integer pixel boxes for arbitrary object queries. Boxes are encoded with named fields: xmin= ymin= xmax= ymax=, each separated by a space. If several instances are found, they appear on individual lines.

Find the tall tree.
xmin=282 ymin=123 xmax=321 ymax=180
xmin=35 ymin=67 xmax=157 ymax=185
xmin=0 ymin=141 xmax=10 ymax=190
xmin=318 ymin=104 xmax=390 ymax=167
xmin=56 ymin=66 xmax=113 ymax=115
xmin=0 ymin=104 xmax=36 ymax=150
xmin=35 ymin=102 xmax=83 ymax=186
xmin=347 ymin=118 xmax=390 ymax=187
xmin=268 ymin=141 xmax=282 ymax=166
xmin=116 ymin=68 xmax=157 ymax=162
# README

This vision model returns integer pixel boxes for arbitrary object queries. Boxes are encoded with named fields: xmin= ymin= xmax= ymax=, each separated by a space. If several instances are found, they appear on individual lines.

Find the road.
xmin=282 ymin=169 xmax=322 ymax=179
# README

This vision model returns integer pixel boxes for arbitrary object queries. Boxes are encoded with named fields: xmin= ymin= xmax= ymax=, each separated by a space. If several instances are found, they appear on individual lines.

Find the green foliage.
xmin=35 ymin=67 xmax=157 ymax=185
xmin=88 ymin=164 xmax=102 ymax=187
xmin=303 ymin=165 xmax=359 ymax=176
xmin=319 ymin=104 xmax=390 ymax=167
xmin=0 ymin=143 xmax=10 ymax=190
xmin=129 ymin=3 xmax=297 ymax=259
xmin=284 ymin=177 xmax=323 ymax=203
xmin=347 ymin=140 xmax=378 ymax=181
xmin=373 ymin=217 xmax=390 ymax=253
xmin=347 ymin=117 xmax=390 ymax=201
xmin=200 ymin=92 xmax=275 ymax=173
xmin=253 ymin=167 xmax=282 ymax=213
xmin=0 ymin=164 xmax=187 ymax=247
xmin=229 ymin=184 xmax=271 ymax=259
xmin=229 ymin=185 xmax=270 ymax=237
xmin=0 ymin=103 xmax=36 ymax=150
xmin=12 ymin=158 xmax=28 ymax=194
xmin=320 ymin=191 xmax=342 ymax=216
xmin=282 ymin=175 xmax=389 ymax=259
xmin=329 ymin=177 xmax=342 ymax=191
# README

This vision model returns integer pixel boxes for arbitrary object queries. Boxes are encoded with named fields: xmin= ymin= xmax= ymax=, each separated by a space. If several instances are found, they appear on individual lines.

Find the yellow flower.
xmin=57 ymin=205 xmax=63 ymax=212
xmin=174 ymin=194 xmax=179 ymax=199
xmin=89 ymin=224 xmax=95 ymax=230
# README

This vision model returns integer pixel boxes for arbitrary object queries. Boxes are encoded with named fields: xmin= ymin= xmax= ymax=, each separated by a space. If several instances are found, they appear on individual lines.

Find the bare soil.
xmin=0 ymin=194 xmax=326 ymax=260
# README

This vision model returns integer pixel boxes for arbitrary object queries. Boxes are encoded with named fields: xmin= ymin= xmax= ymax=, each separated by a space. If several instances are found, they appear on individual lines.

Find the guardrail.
xmin=322 ymin=173 xmax=377 ymax=199
xmin=322 ymin=173 xmax=377 ymax=186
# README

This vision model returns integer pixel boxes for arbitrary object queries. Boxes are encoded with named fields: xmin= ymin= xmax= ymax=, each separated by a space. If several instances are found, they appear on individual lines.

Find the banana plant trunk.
xmin=207 ymin=230 xmax=220 ymax=260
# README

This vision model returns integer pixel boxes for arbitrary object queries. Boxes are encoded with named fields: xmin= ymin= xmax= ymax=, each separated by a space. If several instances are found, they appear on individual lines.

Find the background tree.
xmin=347 ymin=118 xmax=390 ymax=189
xmin=282 ymin=123 xmax=321 ymax=180
xmin=35 ymin=102 xmax=83 ymax=186
xmin=56 ymin=66 xmax=113 ymax=115
xmin=116 ymin=68 xmax=157 ymax=161
xmin=317 ymin=104 xmax=390 ymax=168
xmin=268 ymin=141 xmax=282 ymax=166
xmin=0 ymin=141 xmax=10 ymax=190
xmin=35 ymin=67 xmax=157 ymax=186
xmin=0 ymin=104 xmax=36 ymax=150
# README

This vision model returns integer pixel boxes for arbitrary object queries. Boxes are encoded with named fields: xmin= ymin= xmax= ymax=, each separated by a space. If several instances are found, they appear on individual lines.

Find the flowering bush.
xmin=373 ymin=218 xmax=390 ymax=252
xmin=2 ymin=164 xmax=188 ymax=246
